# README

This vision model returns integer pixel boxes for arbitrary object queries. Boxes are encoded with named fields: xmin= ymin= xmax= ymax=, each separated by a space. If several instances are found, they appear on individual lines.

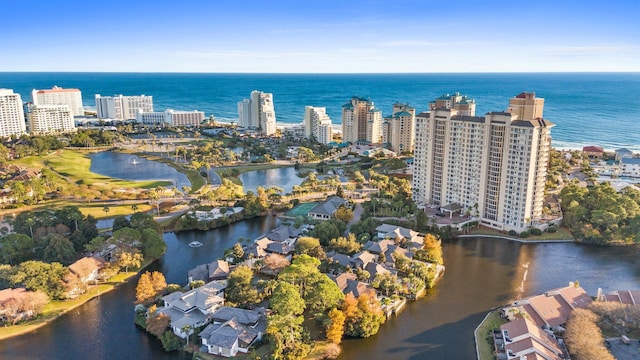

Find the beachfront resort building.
xmin=413 ymin=92 xmax=553 ymax=232
xmin=95 ymin=94 xmax=153 ymax=120
xmin=237 ymin=91 xmax=277 ymax=136
xmin=428 ymin=92 xmax=476 ymax=116
xmin=28 ymin=105 xmax=76 ymax=135
xmin=382 ymin=102 xmax=415 ymax=153
xmin=31 ymin=86 xmax=84 ymax=117
xmin=135 ymin=109 xmax=205 ymax=127
xmin=342 ymin=96 xmax=382 ymax=144
xmin=0 ymin=89 xmax=27 ymax=138
xmin=303 ymin=106 xmax=333 ymax=144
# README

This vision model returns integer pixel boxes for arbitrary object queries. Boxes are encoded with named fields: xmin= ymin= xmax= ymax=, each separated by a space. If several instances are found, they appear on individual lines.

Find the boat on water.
xmin=188 ymin=241 xmax=203 ymax=248
xmin=130 ymin=158 xmax=140 ymax=165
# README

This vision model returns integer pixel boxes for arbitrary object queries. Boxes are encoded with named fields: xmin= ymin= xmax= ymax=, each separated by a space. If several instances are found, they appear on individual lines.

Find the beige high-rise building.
xmin=383 ymin=103 xmax=415 ymax=153
xmin=32 ymin=86 xmax=84 ymax=117
xmin=342 ymin=96 xmax=382 ymax=144
xmin=429 ymin=92 xmax=476 ymax=116
xmin=28 ymin=105 xmax=75 ymax=135
xmin=303 ymin=106 xmax=333 ymax=144
xmin=0 ymin=89 xmax=27 ymax=138
xmin=507 ymin=92 xmax=544 ymax=120
xmin=250 ymin=91 xmax=277 ymax=136
xmin=413 ymin=92 xmax=553 ymax=232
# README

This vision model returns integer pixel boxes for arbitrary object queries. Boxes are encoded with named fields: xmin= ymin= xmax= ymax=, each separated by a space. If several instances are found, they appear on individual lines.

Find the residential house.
xmin=0 ymin=288 xmax=41 ymax=324
xmin=325 ymin=251 xmax=352 ymax=268
xmin=596 ymin=289 xmax=640 ymax=305
xmin=199 ymin=306 xmax=266 ymax=357
xmin=307 ymin=197 xmax=347 ymax=221
xmin=582 ymin=145 xmax=604 ymax=158
xmin=615 ymin=148 xmax=634 ymax=161
xmin=499 ymin=317 xmax=565 ymax=360
xmin=375 ymin=224 xmax=425 ymax=249
xmin=332 ymin=273 xmax=376 ymax=298
xmin=188 ymin=260 xmax=230 ymax=283
xmin=264 ymin=225 xmax=301 ymax=243
xmin=157 ymin=281 xmax=226 ymax=338
xmin=68 ymin=257 xmax=105 ymax=284
xmin=502 ymin=283 xmax=592 ymax=328
xmin=350 ymin=251 xmax=377 ymax=269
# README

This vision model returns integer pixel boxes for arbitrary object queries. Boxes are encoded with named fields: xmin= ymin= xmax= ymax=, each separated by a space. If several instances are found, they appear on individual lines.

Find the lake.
xmin=89 ymin=151 xmax=190 ymax=189
xmin=1 ymin=224 xmax=638 ymax=360
xmin=239 ymin=167 xmax=304 ymax=194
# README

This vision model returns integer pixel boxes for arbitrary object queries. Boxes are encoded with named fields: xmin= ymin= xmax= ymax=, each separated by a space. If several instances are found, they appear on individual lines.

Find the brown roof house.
xmin=499 ymin=317 xmax=565 ymax=360
xmin=582 ymin=145 xmax=604 ymax=158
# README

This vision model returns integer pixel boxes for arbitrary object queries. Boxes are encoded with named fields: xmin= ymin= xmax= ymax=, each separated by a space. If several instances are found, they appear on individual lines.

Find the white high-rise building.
xmin=135 ymin=109 xmax=204 ymax=127
xmin=303 ymin=106 xmax=333 ymax=144
xmin=28 ymin=105 xmax=75 ymax=135
xmin=250 ymin=91 xmax=277 ymax=136
xmin=237 ymin=99 xmax=254 ymax=128
xmin=0 ymin=89 xmax=27 ymax=138
xmin=383 ymin=103 xmax=415 ymax=153
xmin=341 ymin=96 xmax=382 ymax=144
xmin=95 ymin=94 xmax=153 ymax=120
xmin=412 ymin=92 xmax=553 ymax=232
xmin=32 ymin=86 xmax=84 ymax=117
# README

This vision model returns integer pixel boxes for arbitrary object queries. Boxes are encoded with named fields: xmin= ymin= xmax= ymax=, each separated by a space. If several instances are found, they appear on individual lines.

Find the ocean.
xmin=1 ymin=72 xmax=639 ymax=152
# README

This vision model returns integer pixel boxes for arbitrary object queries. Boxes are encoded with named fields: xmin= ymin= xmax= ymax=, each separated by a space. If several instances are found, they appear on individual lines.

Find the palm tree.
xmin=103 ymin=206 xmax=110 ymax=217
xmin=131 ymin=204 xmax=139 ymax=214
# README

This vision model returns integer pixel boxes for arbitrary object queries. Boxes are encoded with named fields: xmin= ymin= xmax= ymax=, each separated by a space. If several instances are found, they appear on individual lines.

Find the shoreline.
xmin=0 ymin=259 xmax=156 ymax=341
xmin=458 ymin=234 xmax=574 ymax=243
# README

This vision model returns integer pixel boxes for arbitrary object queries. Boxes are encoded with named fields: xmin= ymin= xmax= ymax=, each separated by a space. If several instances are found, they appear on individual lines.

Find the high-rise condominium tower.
xmin=0 ymin=89 xmax=27 ymax=138
xmin=383 ymin=103 xmax=415 ymax=153
xmin=412 ymin=92 xmax=553 ymax=232
xmin=303 ymin=106 xmax=333 ymax=144
xmin=95 ymin=94 xmax=153 ymax=120
xmin=341 ymin=96 xmax=382 ymax=144
xmin=28 ymin=105 xmax=75 ymax=135
xmin=32 ymin=86 xmax=84 ymax=117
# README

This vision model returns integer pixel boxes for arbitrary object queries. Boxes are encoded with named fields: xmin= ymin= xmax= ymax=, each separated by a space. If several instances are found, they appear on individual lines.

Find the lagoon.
xmin=89 ymin=151 xmax=190 ymax=189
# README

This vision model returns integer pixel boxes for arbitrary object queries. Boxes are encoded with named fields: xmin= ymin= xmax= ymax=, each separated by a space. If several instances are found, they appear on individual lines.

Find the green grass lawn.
xmin=475 ymin=310 xmax=507 ymax=360
xmin=78 ymin=203 xmax=154 ymax=220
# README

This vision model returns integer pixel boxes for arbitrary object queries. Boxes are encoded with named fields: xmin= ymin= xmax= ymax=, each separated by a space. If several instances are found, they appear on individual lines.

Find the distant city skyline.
xmin=2 ymin=0 xmax=639 ymax=73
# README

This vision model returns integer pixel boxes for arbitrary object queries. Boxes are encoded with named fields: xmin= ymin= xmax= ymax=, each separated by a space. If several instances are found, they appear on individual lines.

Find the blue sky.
xmin=2 ymin=0 xmax=638 ymax=72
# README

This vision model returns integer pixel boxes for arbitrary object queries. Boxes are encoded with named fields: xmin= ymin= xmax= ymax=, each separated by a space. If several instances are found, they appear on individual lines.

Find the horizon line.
xmin=1 ymin=71 xmax=639 ymax=75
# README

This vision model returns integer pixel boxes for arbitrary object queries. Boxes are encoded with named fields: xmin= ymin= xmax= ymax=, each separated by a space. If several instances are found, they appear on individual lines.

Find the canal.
xmin=1 ymin=220 xmax=638 ymax=360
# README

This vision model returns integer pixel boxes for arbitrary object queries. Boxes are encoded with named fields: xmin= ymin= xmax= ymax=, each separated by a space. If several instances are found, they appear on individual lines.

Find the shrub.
xmin=519 ymin=231 xmax=530 ymax=238
xmin=160 ymin=331 xmax=183 ymax=352
xmin=508 ymin=230 xmax=518 ymax=236
xmin=547 ymin=226 xmax=558 ymax=233
xmin=530 ymin=228 xmax=542 ymax=236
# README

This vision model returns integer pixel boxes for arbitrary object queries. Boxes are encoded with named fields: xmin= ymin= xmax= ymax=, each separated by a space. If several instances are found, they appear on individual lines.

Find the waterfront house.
xmin=264 ymin=225 xmax=301 ymax=243
xmin=68 ymin=256 xmax=105 ymax=284
xmin=307 ymin=197 xmax=347 ymax=221
xmin=596 ymin=289 xmax=640 ymax=304
xmin=199 ymin=307 xmax=266 ymax=357
xmin=502 ymin=283 xmax=592 ymax=329
xmin=615 ymin=147 xmax=634 ymax=161
xmin=375 ymin=224 xmax=423 ymax=247
xmin=157 ymin=281 xmax=226 ymax=338
xmin=499 ymin=317 xmax=565 ymax=360
xmin=0 ymin=287 xmax=41 ymax=324
xmin=582 ymin=145 xmax=604 ymax=159
xmin=188 ymin=260 xmax=230 ymax=283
